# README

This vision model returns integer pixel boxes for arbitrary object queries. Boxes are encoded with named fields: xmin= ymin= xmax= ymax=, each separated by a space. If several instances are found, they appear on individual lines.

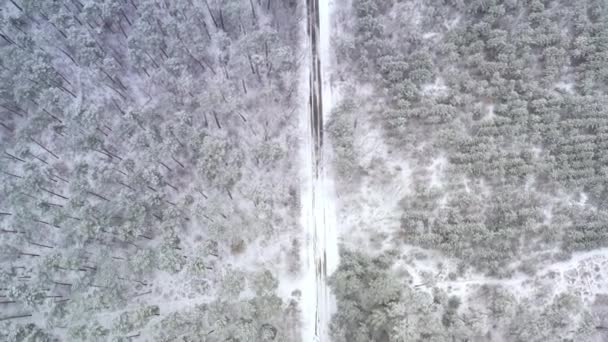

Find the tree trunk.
xmin=219 ymin=8 xmax=225 ymax=31
xmin=49 ymin=172 xmax=69 ymax=183
xmin=117 ymin=181 xmax=135 ymax=191
xmin=85 ymin=190 xmax=110 ymax=202
xmin=1 ymin=229 xmax=24 ymax=234
xmin=28 ymin=241 xmax=54 ymax=249
xmin=172 ymin=156 xmax=185 ymax=168
xmin=0 ymin=104 xmax=24 ymax=117
xmin=203 ymin=0 xmax=218 ymax=28
xmin=145 ymin=51 xmax=159 ymax=68
xmin=30 ymin=138 xmax=59 ymax=159
xmin=160 ymin=47 xmax=169 ymax=59
xmin=249 ymin=0 xmax=257 ymax=23
xmin=70 ymin=0 xmax=84 ymax=10
xmin=242 ymin=79 xmax=248 ymax=94
xmin=40 ymin=187 xmax=69 ymax=200
xmin=203 ymin=112 xmax=209 ymax=128
xmin=105 ymin=84 xmax=127 ymax=101
xmin=66 ymin=215 xmax=82 ymax=222
xmin=1 ymin=171 xmax=22 ymax=178
xmin=50 ymin=22 xmax=68 ymax=39
xmin=198 ymin=17 xmax=212 ymax=40
xmin=159 ymin=161 xmax=172 ymax=172
xmin=58 ymin=47 xmax=78 ymax=66
xmin=0 ymin=314 xmax=32 ymax=321
xmin=101 ymin=147 xmax=123 ymax=160
xmin=96 ymin=127 xmax=108 ymax=137
xmin=165 ymin=181 xmax=178 ymax=191
xmin=247 ymin=53 xmax=257 ymax=75
xmin=120 ymin=9 xmax=132 ymax=26
xmin=0 ymin=32 xmax=16 ymax=45
xmin=29 ymin=153 xmax=48 ymax=165
xmin=32 ymin=218 xmax=60 ymax=229
xmin=9 ymin=0 xmax=23 ymax=12
xmin=112 ymin=99 xmax=126 ymax=116
xmin=19 ymin=252 xmax=41 ymax=257
xmin=212 ymin=111 xmax=222 ymax=129
xmin=118 ymin=21 xmax=128 ymax=39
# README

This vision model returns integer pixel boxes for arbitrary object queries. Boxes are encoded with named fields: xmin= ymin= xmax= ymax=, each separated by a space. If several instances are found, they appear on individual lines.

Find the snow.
xmin=299 ymin=0 xmax=339 ymax=340
xmin=298 ymin=8 xmax=316 ymax=342
xmin=420 ymin=78 xmax=448 ymax=98
xmin=337 ymin=103 xmax=413 ymax=255
xmin=427 ymin=155 xmax=447 ymax=189
xmin=397 ymin=244 xmax=608 ymax=311
xmin=555 ymin=81 xmax=575 ymax=93
xmin=422 ymin=32 xmax=439 ymax=39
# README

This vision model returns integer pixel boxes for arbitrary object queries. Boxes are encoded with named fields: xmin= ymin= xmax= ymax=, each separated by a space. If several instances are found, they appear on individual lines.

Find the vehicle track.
xmin=305 ymin=0 xmax=331 ymax=340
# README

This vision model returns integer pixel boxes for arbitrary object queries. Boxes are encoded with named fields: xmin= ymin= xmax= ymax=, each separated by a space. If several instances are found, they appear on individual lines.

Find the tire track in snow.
xmin=304 ymin=0 xmax=336 ymax=341
xmin=307 ymin=0 xmax=323 ymax=166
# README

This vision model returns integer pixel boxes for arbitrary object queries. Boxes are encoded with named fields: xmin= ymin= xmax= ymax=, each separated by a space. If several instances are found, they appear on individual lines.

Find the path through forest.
xmin=301 ymin=0 xmax=338 ymax=341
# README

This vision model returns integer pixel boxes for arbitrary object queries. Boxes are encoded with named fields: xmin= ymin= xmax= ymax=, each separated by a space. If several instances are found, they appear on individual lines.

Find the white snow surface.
xmin=300 ymin=0 xmax=339 ymax=341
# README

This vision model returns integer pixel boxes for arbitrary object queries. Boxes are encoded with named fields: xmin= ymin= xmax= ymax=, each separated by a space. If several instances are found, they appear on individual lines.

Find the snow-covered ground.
xmin=300 ymin=0 xmax=339 ymax=341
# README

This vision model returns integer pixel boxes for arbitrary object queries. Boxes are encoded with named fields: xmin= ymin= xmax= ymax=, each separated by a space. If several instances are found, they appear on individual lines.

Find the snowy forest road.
xmin=302 ymin=0 xmax=337 ymax=341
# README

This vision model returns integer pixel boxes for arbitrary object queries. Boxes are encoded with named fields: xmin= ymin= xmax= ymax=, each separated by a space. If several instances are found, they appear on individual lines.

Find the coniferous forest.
xmin=3 ymin=0 xmax=608 ymax=341
xmin=0 ymin=0 xmax=303 ymax=340
xmin=328 ymin=0 xmax=608 ymax=341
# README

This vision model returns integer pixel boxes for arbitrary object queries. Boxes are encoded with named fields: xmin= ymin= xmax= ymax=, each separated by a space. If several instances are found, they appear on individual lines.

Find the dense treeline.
xmin=329 ymin=0 xmax=608 ymax=340
xmin=330 ymin=248 xmax=597 ymax=342
xmin=0 ymin=0 xmax=303 ymax=340
xmin=334 ymin=0 xmax=608 ymax=272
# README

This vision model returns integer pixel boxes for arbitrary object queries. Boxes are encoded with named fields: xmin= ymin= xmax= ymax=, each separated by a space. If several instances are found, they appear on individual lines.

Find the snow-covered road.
xmin=301 ymin=0 xmax=339 ymax=341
